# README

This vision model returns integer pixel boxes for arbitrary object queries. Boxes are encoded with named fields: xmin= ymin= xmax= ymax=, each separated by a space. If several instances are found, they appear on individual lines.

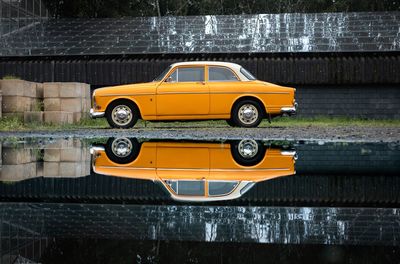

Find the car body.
xmin=90 ymin=61 xmax=297 ymax=128
xmin=90 ymin=138 xmax=297 ymax=202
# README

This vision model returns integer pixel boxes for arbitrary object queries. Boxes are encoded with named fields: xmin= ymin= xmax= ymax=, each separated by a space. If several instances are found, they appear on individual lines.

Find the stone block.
xmin=84 ymin=84 xmax=91 ymax=98
xmin=60 ymin=148 xmax=82 ymax=162
xmin=0 ymin=163 xmax=37 ymax=182
xmin=24 ymin=111 xmax=44 ymax=124
xmin=0 ymin=79 xmax=24 ymax=96
xmin=59 ymin=162 xmax=83 ymax=177
xmin=44 ymin=98 xmax=61 ymax=111
xmin=73 ymin=112 xmax=82 ymax=123
xmin=44 ymin=139 xmax=75 ymax=149
xmin=43 ymin=82 xmax=60 ymax=98
xmin=2 ymin=112 xmax=23 ymax=119
xmin=60 ymin=83 xmax=82 ymax=98
xmin=44 ymin=111 xmax=73 ymax=124
xmin=23 ymin=82 xmax=37 ymax=98
xmin=36 ymin=162 xmax=44 ymax=177
xmin=36 ymin=83 xmax=44 ymax=98
xmin=44 ymin=149 xmax=61 ymax=162
xmin=2 ymin=148 xmax=35 ymax=165
xmin=60 ymin=98 xmax=82 ymax=112
xmin=2 ymin=96 xmax=26 ymax=113
xmin=43 ymin=161 xmax=60 ymax=177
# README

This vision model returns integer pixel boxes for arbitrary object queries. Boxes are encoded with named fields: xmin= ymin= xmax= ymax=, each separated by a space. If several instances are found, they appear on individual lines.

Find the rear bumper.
xmin=90 ymin=108 xmax=105 ymax=118
xmin=280 ymin=102 xmax=298 ymax=115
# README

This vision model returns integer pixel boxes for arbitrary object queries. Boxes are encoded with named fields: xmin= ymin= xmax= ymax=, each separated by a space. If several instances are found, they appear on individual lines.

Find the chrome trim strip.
xmin=90 ymin=108 xmax=105 ymax=118
xmin=100 ymin=91 xmax=289 ymax=96
xmin=97 ymin=166 xmax=289 ymax=172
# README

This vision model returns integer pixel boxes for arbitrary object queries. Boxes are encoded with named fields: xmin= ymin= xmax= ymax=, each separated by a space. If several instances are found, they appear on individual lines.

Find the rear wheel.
xmin=231 ymin=139 xmax=265 ymax=166
xmin=226 ymin=119 xmax=236 ymax=127
xmin=105 ymin=137 xmax=140 ymax=164
xmin=106 ymin=100 xmax=139 ymax=128
xmin=232 ymin=99 xmax=263 ymax=128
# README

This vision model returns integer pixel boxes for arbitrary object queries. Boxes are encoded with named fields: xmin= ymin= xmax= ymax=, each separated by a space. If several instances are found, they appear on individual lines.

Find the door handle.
xmin=197 ymin=81 xmax=205 ymax=85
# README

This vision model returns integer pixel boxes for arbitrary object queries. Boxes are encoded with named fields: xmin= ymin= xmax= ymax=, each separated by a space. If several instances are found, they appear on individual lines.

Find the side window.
xmin=208 ymin=181 xmax=238 ymax=196
xmin=165 ymin=180 xmax=205 ymax=196
xmin=166 ymin=67 xmax=204 ymax=82
xmin=209 ymin=67 xmax=238 ymax=82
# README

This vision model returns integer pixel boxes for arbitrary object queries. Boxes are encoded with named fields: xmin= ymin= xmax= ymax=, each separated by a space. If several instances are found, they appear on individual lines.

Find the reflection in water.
xmin=0 ymin=137 xmax=399 ymax=263
xmin=91 ymin=138 xmax=297 ymax=202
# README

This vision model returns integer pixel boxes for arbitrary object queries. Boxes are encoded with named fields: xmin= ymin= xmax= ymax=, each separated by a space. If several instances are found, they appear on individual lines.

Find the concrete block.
xmin=2 ymin=148 xmax=35 ymax=165
xmin=0 ymin=163 xmax=37 ymax=182
xmin=36 ymin=162 xmax=44 ymax=177
xmin=84 ymin=84 xmax=91 ymax=98
xmin=44 ymin=98 xmax=61 ymax=111
xmin=44 ymin=111 xmax=73 ymax=125
xmin=2 ymin=112 xmax=23 ymax=119
xmin=61 ymin=98 xmax=82 ymax=112
xmin=60 ymin=83 xmax=82 ymax=98
xmin=73 ymin=138 xmax=82 ymax=148
xmin=0 ymin=79 xmax=24 ymax=96
xmin=23 ymin=111 xmax=44 ymax=123
xmin=23 ymin=82 xmax=37 ymax=98
xmin=43 ymin=161 xmax=60 ymax=177
xmin=59 ymin=162 xmax=83 ymax=177
xmin=73 ymin=112 xmax=82 ymax=123
xmin=36 ymin=83 xmax=44 ymax=98
xmin=2 ymin=96 xmax=26 ymax=113
xmin=44 ymin=139 xmax=75 ymax=149
xmin=60 ymin=148 xmax=82 ymax=162
xmin=43 ymin=82 xmax=60 ymax=98
xmin=44 ymin=149 xmax=61 ymax=162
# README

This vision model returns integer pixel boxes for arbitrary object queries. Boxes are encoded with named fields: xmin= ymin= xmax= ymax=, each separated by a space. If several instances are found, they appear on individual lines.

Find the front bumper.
xmin=280 ymin=102 xmax=298 ymax=115
xmin=90 ymin=108 xmax=105 ymax=118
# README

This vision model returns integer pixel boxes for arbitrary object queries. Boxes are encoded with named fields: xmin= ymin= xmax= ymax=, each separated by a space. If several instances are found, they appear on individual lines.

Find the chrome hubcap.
xmin=112 ymin=105 xmax=133 ymax=126
xmin=238 ymin=139 xmax=258 ymax=159
xmin=238 ymin=104 xmax=258 ymax=125
xmin=111 ymin=138 xmax=132 ymax=158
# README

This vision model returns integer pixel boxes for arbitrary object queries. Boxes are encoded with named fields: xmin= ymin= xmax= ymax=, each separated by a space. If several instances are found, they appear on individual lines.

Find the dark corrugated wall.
xmin=1 ymin=54 xmax=400 ymax=86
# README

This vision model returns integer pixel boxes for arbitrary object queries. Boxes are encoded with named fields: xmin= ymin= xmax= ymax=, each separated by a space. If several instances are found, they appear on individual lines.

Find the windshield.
xmin=153 ymin=66 xmax=172 ymax=82
xmin=240 ymin=67 xmax=257 ymax=80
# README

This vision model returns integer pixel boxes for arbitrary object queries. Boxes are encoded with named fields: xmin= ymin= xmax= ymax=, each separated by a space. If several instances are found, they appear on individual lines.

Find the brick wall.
xmin=296 ymin=85 xmax=400 ymax=118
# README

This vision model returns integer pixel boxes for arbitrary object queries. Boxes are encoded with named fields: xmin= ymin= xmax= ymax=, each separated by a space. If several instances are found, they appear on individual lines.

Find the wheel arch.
xmin=105 ymin=97 xmax=142 ymax=118
xmin=230 ymin=95 xmax=268 ymax=118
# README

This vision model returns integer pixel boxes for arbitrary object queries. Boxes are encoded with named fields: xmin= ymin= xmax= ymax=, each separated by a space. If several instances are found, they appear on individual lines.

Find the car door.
xmin=207 ymin=66 xmax=243 ymax=115
xmin=156 ymin=66 xmax=209 ymax=117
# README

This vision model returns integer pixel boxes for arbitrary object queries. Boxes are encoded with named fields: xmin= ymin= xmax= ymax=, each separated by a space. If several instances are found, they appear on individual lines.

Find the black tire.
xmin=106 ymin=100 xmax=139 ymax=129
xmin=226 ymin=119 xmax=236 ymax=127
xmin=230 ymin=139 xmax=265 ymax=166
xmin=231 ymin=99 xmax=263 ymax=128
xmin=105 ymin=137 xmax=140 ymax=164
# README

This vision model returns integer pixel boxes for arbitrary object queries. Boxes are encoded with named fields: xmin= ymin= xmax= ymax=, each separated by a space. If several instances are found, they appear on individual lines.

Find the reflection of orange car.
xmin=91 ymin=138 xmax=297 ymax=202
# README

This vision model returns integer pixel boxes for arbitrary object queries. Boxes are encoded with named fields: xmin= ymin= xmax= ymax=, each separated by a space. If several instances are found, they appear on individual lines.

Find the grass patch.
xmin=2 ymin=75 xmax=20 ymax=80
xmin=0 ymin=116 xmax=398 ymax=131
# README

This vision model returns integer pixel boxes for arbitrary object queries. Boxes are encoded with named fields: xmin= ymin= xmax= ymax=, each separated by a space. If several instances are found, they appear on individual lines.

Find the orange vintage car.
xmin=90 ymin=138 xmax=297 ymax=202
xmin=90 ymin=61 xmax=297 ymax=128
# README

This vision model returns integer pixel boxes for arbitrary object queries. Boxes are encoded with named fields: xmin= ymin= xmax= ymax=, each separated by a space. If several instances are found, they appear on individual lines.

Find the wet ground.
xmin=1 ymin=125 xmax=399 ymax=142
xmin=0 ymin=135 xmax=399 ymax=263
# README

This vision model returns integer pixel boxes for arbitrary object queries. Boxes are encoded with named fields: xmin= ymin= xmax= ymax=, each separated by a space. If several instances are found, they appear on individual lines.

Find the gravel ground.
xmin=0 ymin=126 xmax=399 ymax=143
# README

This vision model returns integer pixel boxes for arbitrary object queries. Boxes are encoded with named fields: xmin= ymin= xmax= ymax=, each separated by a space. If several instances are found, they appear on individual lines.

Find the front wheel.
xmin=105 ymin=137 xmax=140 ymax=164
xmin=106 ymin=100 xmax=139 ymax=128
xmin=231 ymin=100 xmax=263 ymax=128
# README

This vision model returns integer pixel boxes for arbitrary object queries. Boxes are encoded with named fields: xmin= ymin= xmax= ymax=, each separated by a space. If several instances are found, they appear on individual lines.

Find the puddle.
xmin=0 ymin=137 xmax=399 ymax=262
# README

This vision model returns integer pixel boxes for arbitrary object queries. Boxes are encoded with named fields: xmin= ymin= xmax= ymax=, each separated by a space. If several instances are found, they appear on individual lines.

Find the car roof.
xmin=170 ymin=61 xmax=242 ymax=70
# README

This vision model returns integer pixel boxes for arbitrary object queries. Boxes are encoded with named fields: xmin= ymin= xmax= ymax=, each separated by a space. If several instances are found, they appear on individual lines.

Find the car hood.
xmin=94 ymin=82 xmax=157 ymax=96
